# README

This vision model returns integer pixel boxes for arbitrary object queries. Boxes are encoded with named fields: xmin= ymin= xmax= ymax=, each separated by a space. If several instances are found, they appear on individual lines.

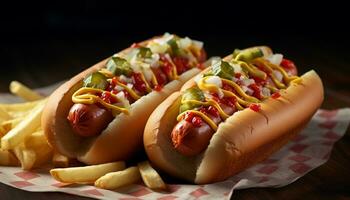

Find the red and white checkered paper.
xmin=1 ymin=85 xmax=350 ymax=200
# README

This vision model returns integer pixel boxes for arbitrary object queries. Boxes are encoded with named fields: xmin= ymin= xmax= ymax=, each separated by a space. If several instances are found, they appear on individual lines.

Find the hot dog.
xmin=144 ymin=46 xmax=324 ymax=184
xmin=171 ymin=100 xmax=235 ymax=156
xmin=67 ymin=104 xmax=113 ymax=137
xmin=42 ymin=33 xmax=207 ymax=164
xmin=170 ymin=54 xmax=299 ymax=156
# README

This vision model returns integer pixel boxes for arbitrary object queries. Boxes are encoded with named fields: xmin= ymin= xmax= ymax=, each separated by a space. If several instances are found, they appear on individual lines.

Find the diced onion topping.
xmin=142 ymin=68 xmax=154 ymax=83
xmin=115 ymin=85 xmax=124 ymax=91
xmin=260 ymin=47 xmax=271 ymax=57
xmin=230 ymin=63 xmax=243 ymax=74
xmin=116 ymin=91 xmax=130 ymax=107
xmin=192 ymin=40 xmax=204 ymax=50
xmin=205 ymin=76 xmax=222 ymax=88
xmin=147 ymin=42 xmax=168 ymax=54
xmin=127 ymin=83 xmax=133 ymax=89
xmin=178 ymin=37 xmax=192 ymax=49
xmin=242 ymin=78 xmax=255 ymax=86
xmin=203 ymin=91 xmax=213 ymax=99
xmin=148 ymin=53 xmax=160 ymax=68
xmin=153 ymin=33 xmax=174 ymax=45
xmin=119 ymin=75 xmax=133 ymax=83
xmin=267 ymin=54 xmax=283 ymax=66
xmin=262 ymin=87 xmax=271 ymax=96
xmin=241 ymin=85 xmax=254 ymax=95
xmin=273 ymin=70 xmax=283 ymax=82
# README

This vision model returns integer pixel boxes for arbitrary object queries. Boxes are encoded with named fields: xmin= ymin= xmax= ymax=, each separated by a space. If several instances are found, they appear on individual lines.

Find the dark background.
xmin=0 ymin=1 xmax=350 ymax=199
xmin=1 ymin=1 xmax=349 ymax=95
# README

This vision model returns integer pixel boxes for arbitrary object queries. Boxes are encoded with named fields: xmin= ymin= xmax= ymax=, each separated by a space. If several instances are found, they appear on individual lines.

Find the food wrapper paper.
xmin=1 ymin=83 xmax=349 ymax=200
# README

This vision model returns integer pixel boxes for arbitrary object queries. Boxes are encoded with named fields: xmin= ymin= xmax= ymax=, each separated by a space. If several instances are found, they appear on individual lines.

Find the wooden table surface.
xmin=0 ymin=36 xmax=349 ymax=200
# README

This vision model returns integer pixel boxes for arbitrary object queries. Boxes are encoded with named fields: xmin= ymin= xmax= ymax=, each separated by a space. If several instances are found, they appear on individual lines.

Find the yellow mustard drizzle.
xmin=234 ymin=101 xmax=245 ymax=110
xmin=166 ymin=55 xmax=179 ymax=80
xmin=221 ymin=90 xmax=252 ymax=107
xmin=291 ymin=77 xmax=302 ymax=84
xmin=72 ymin=36 xmax=204 ymax=119
xmin=181 ymin=75 xmax=258 ymax=131
xmin=197 ymin=76 xmax=257 ymax=107
xmin=72 ymin=87 xmax=129 ymax=114
xmin=270 ymin=74 xmax=287 ymax=89
xmin=98 ymin=69 xmax=114 ymax=78
xmin=236 ymin=61 xmax=267 ymax=80
xmin=150 ymin=71 xmax=159 ymax=86
xmin=240 ymin=60 xmax=286 ymax=89
xmin=177 ymin=110 xmax=218 ymax=131
xmin=252 ymin=58 xmax=303 ymax=89
xmin=221 ymin=79 xmax=260 ymax=102
xmin=113 ymin=81 xmax=141 ymax=100
xmin=187 ymin=51 xmax=200 ymax=67
xmin=181 ymin=99 xmax=230 ymax=119
xmin=197 ymin=77 xmax=222 ymax=94
xmin=189 ymin=46 xmax=201 ymax=61
xmin=177 ymin=53 xmax=302 ymax=131
xmin=73 ymin=50 xmax=187 ymax=115
xmin=138 ymin=72 xmax=152 ymax=93
xmin=266 ymin=84 xmax=279 ymax=93
xmin=254 ymin=58 xmax=299 ymax=84
xmin=171 ymin=60 xmax=179 ymax=80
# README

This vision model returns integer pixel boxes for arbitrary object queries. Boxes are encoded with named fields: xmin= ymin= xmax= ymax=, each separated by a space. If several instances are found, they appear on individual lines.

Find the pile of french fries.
xmin=51 ymin=160 xmax=166 ymax=190
xmin=0 ymin=81 xmax=54 ymax=169
xmin=0 ymin=81 xmax=167 ymax=190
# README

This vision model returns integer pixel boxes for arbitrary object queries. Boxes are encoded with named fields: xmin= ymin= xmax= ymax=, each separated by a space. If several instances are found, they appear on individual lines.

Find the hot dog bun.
xmin=144 ymin=53 xmax=324 ymax=184
xmin=42 ymin=36 xmax=204 ymax=165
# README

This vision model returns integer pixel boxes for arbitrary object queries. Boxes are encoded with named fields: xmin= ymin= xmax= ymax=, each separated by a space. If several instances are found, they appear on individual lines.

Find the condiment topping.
xmin=72 ymin=33 xmax=206 ymax=116
xmin=177 ymin=47 xmax=300 ymax=130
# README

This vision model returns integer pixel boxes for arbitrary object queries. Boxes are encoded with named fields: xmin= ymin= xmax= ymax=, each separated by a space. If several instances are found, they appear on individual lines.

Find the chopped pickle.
xmin=232 ymin=49 xmax=241 ymax=59
xmin=203 ymin=70 xmax=214 ymax=77
xmin=234 ymin=48 xmax=263 ymax=62
xmin=231 ymin=60 xmax=267 ymax=80
xmin=168 ymin=38 xmax=180 ymax=56
xmin=212 ymin=61 xmax=234 ymax=80
xmin=180 ymin=87 xmax=205 ymax=113
xmin=83 ymin=72 xmax=108 ymax=90
xmin=107 ymin=57 xmax=133 ymax=76
xmin=138 ymin=47 xmax=152 ymax=58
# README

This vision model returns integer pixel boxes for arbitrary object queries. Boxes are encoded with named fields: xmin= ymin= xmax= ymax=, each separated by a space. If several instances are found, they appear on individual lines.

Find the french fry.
xmin=138 ymin=161 xmax=167 ymax=190
xmin=7 ymin=110 xmax=29 ymax=119
xmin=0 ymin=149 xmax=19 ymax=166
xmin=23 ymin=130 xmax=47 ymax=148
xmin=2 ymin=122 xmax=52 ymax=170
xmin=52 ymin=151 xmax=70 ymax=168
xmin=0 ymin=125 xmax=10 ymax=138
xmin=0 ymin=82 xmax=52 ymax=170
xmin=95 ymin=166 xmax=141 ymax=190
xmin=0 ymin=127 xmax=6 ymax=138
xmin=1 ymin=117 xmax=24 ymax=132
xmin=0 ymin=99 xmax=46 ymax=113
xmin=50 ymin=161 xmax=126 ymax=184
xmin=9 ymin=81 xmax=44 ymax=101
xmin=13 ymin=146 xmax=36 ymax=170
xmin=11 ymin=132 xmax=53 ymax=170
xmin=24 ymin=130 xmax=53 ymax=168
xmin=21 ymin=149 xmax=37 ymax=170
xmin=0 ymin=108 xmax=11 ymax=136
xmin=0 ymin=107 xmax=11 ymax=121
xmin=32 ymin=142 xmax=53 ymax=168
xmin=1 ymin=118 xmax=21 ymax=138
xmin=1 ymin=100 xmax=46 ymax=150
